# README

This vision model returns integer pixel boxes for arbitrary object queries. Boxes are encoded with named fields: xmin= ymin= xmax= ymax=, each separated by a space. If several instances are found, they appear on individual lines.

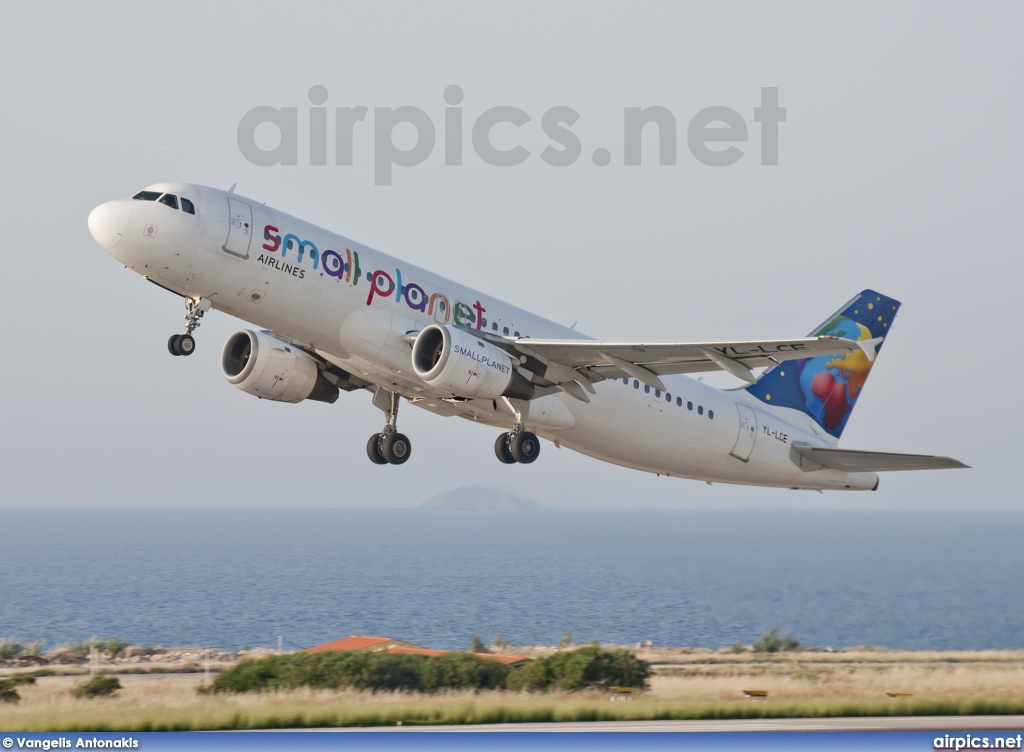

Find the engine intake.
xmin=412 ymin=325 xmax=534 ymax=400
xmin=221 ymin=330 xmax=339 ymax=404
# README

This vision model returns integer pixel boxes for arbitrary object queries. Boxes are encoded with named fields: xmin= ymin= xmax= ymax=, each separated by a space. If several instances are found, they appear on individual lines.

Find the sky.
xmin=0 ymin=1 xmax=1019 ymax=510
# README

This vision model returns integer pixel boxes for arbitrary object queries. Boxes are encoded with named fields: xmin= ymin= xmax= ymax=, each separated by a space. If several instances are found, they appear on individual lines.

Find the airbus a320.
xmin=87 ymin=183 xmax=967 ymax=491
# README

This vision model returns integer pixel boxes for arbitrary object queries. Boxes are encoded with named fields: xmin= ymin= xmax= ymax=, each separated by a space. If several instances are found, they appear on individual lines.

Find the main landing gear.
xmin=494 ymin=430 xmax=541 ymax=464
xmin=494 ymin=399 xmax=540 ymax=464
xmin=367 ymin=387 xmax=412 ymax=465
xmin=168 ymin=297 xmax=211 ymax=357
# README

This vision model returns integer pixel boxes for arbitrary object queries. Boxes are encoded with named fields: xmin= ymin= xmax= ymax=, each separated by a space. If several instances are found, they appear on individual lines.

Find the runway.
xmin=315 ymin=716 xmax=1024 ymax=732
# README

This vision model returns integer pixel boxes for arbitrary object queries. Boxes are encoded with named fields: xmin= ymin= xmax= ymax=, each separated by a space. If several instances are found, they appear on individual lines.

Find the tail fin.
xmin=744 ymin=289 xmax=901 ymax=440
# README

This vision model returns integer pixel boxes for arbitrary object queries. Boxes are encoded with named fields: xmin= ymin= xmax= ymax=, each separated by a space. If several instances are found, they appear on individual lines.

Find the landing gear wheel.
xmin=381 ymin=432 xmax=412 ymax=465
xmin=176 ymin=334 xmax=196 ymax=356
xmin=510 ymin=432 xmax=540 ymax=464
xmin=168 ymin=335 xmax=182 ymax=356
xmin=495 ymin=434 xmax=516 ymax=464
xmin=366 ymin=435 xmax=388 ymax=465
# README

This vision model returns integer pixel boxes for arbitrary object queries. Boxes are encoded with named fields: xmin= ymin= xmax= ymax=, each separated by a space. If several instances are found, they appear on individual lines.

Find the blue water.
xmin=0 ymin=509 xmax=1020 ymax=652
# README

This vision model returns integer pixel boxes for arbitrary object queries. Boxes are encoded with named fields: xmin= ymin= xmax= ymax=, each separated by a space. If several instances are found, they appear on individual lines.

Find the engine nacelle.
xmin=221 ymin=330 xmax=339 ymax=404
xmin=412 ymin=325 xmax=534 ymax=400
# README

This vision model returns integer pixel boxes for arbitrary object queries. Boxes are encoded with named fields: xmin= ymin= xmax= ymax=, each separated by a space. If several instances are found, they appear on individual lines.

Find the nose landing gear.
xmin=168 ymin=298 xmax=211 ymax=357
xmin=366 ymin=387 xmax=412 ymax=465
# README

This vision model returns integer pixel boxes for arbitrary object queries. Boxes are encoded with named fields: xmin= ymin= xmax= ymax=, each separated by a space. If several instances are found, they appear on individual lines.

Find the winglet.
xmin=856 ymin=336 xmax=884 ymax=362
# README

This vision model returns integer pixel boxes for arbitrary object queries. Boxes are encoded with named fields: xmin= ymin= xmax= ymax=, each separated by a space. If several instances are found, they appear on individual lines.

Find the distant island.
xmin=420 ymin=486 xmax=540 ymax=510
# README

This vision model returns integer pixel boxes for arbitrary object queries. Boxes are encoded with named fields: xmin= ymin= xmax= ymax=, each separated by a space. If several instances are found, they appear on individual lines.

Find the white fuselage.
xmin=91 ymin=182 xmax=878 ymax=491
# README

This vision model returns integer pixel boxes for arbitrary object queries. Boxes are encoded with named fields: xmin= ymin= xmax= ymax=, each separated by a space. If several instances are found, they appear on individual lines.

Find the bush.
xmin=207 ymin=647 xmax=649 ymax=696
xmin=207 ymin=651 xmax=511 ymax=695
xmin=0 ymin=638 xmax=46 ymax=660
xmin=506 ymin=645 xmax=650 ymax=692
xmin=0 ymin=676 xmax=35 ymax=703
xmin=67 ymin=638 xmax=129 ymax=659
xmin=71 ymin=674 xmax=121 ymax=699
xmin=753 ymin=627 xmax=801 ymax=653
xmin=469 ymin=635 xmax=488 ymax=653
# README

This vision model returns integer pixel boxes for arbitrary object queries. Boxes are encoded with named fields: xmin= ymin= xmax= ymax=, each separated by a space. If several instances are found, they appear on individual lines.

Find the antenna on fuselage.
xmin=227 ymin=183 xmax=237 ymax=194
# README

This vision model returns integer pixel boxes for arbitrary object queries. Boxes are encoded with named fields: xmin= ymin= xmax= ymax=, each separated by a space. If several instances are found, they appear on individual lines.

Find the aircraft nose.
xmin=88 ymin=200 xmax=130 ymax=249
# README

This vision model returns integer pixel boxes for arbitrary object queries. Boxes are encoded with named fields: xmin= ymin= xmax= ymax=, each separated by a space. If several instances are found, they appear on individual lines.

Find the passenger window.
xmin=514 ymin=331 xmax=520 ymax=337
xmin=687 ymin=401 xmax=693 ymax=411
xmin=492 ymin=322 xmax=498 ymax=331
xmin=655 ymin=390 xmax=661 ymax=398
xmin=644 ymin=385 xmax=650 ymax=394
xmin=158 ymin=194 xmax=179 ymax=210
xmin=676 ymin=397 xmax=682 ymax=407
xmin=708 ymin=410 xmax=714 ymax=420
xmin=698 ymin=406 xmax=704 ymax=415
xmin=181 ymin=197 xmax=195 ymax=215
xmin=622 ymin=378 xmax=628 ymax=385
xmin=503 ymin=327 xmax=509 ymax=335
xmin=634 ymin=380 xmax=639 ymax=389
xmin=665 ymin=393 xmax=671 ymax=402
xmin=132 ymin=191 xmax=161 ymax=201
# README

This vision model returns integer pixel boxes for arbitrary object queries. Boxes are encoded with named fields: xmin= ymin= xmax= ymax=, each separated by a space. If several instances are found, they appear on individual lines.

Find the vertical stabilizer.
xmin=744 ymin=290 xmax=901 ymax=440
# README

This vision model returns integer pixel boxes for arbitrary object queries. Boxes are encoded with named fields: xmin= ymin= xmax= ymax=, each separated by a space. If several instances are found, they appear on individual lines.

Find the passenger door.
xmin=222 ymin=198 xmax=253 ymax=258
xmin=730 ymin=403 xmax=758 ymax=462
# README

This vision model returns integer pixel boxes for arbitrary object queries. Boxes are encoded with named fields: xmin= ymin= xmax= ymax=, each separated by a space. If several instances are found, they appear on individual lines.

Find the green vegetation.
xmin=558 ymin=630 xmax=574 ymax=649
xmin=753 ymin=628 xmax=801 ymax=653
xmin=469 ymin=635 xmax=487 ymax=653
xmin=205 ymin=651 xmax=510 ymax=694
xmin=66 ymin=638 xmax=130 ymax=659
xmin=0 ymin=675 xmax=35 ymax=703
xmin=507 ymin=645 xmax=649 ymax=692
xmin=0 ymin=637 xmax=46 ymax=659
xmin=70 ymin=674 xmax=122 ymax=699
xmin=205 ymin=646 xmax=648 ymax=695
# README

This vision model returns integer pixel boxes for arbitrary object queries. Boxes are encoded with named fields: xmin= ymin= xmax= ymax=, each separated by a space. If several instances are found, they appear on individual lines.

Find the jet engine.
xmin=412 ymin=325 xmax=534 ymax=400
xmin=221 ymin=330 xmax=339 ymax=404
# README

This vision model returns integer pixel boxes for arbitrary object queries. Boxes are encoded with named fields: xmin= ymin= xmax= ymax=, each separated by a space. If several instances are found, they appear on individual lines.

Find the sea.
xmin=0 ymin=508 xmax=1021 ymax=653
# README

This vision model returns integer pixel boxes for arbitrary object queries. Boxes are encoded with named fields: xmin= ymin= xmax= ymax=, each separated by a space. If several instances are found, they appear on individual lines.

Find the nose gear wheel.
xmin=167 ymin=298 xmax=211 ymax=357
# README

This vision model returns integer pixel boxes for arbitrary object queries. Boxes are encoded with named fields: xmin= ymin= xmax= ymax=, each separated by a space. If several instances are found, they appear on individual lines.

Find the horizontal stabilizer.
xmin=792 ymin=442 xmax=969 ymax=472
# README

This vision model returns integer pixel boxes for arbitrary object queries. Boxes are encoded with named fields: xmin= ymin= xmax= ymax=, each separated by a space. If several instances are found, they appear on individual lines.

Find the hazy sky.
xmin=0 ymin=2 xmax=1019 ymax=509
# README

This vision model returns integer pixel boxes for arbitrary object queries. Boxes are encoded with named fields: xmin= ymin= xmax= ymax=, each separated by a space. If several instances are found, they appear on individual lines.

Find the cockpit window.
xmin=132 ymin=191 xmax=161 ymax=201
xmin=158 ymin=194 xmax=179 ymax=210
xmin=181 ymin=197 xmax=195 ymax=215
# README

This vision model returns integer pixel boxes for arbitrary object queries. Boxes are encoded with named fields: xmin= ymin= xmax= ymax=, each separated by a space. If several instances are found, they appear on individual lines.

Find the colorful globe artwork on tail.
xmin=745 ymin=290 xmax=901 ymax=439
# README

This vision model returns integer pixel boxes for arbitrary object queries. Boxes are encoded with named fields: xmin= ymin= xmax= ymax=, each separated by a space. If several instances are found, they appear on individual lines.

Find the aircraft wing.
xmin=510 ymin=335 xmax=880 ymax=391
xmin=792 ymin=443 xmax=970 ymax=472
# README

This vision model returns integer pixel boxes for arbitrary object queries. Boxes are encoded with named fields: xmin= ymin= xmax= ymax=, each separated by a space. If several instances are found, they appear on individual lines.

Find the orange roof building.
xmin=302 ymin=635 xmax=532 ymax=666
xmin=301 ymin=635 xmax=421 ymax=654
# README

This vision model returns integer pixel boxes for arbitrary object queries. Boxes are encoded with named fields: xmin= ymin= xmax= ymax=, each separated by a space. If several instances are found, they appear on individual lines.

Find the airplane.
xmin=87 ymin=182 xmax=967 ymax=491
